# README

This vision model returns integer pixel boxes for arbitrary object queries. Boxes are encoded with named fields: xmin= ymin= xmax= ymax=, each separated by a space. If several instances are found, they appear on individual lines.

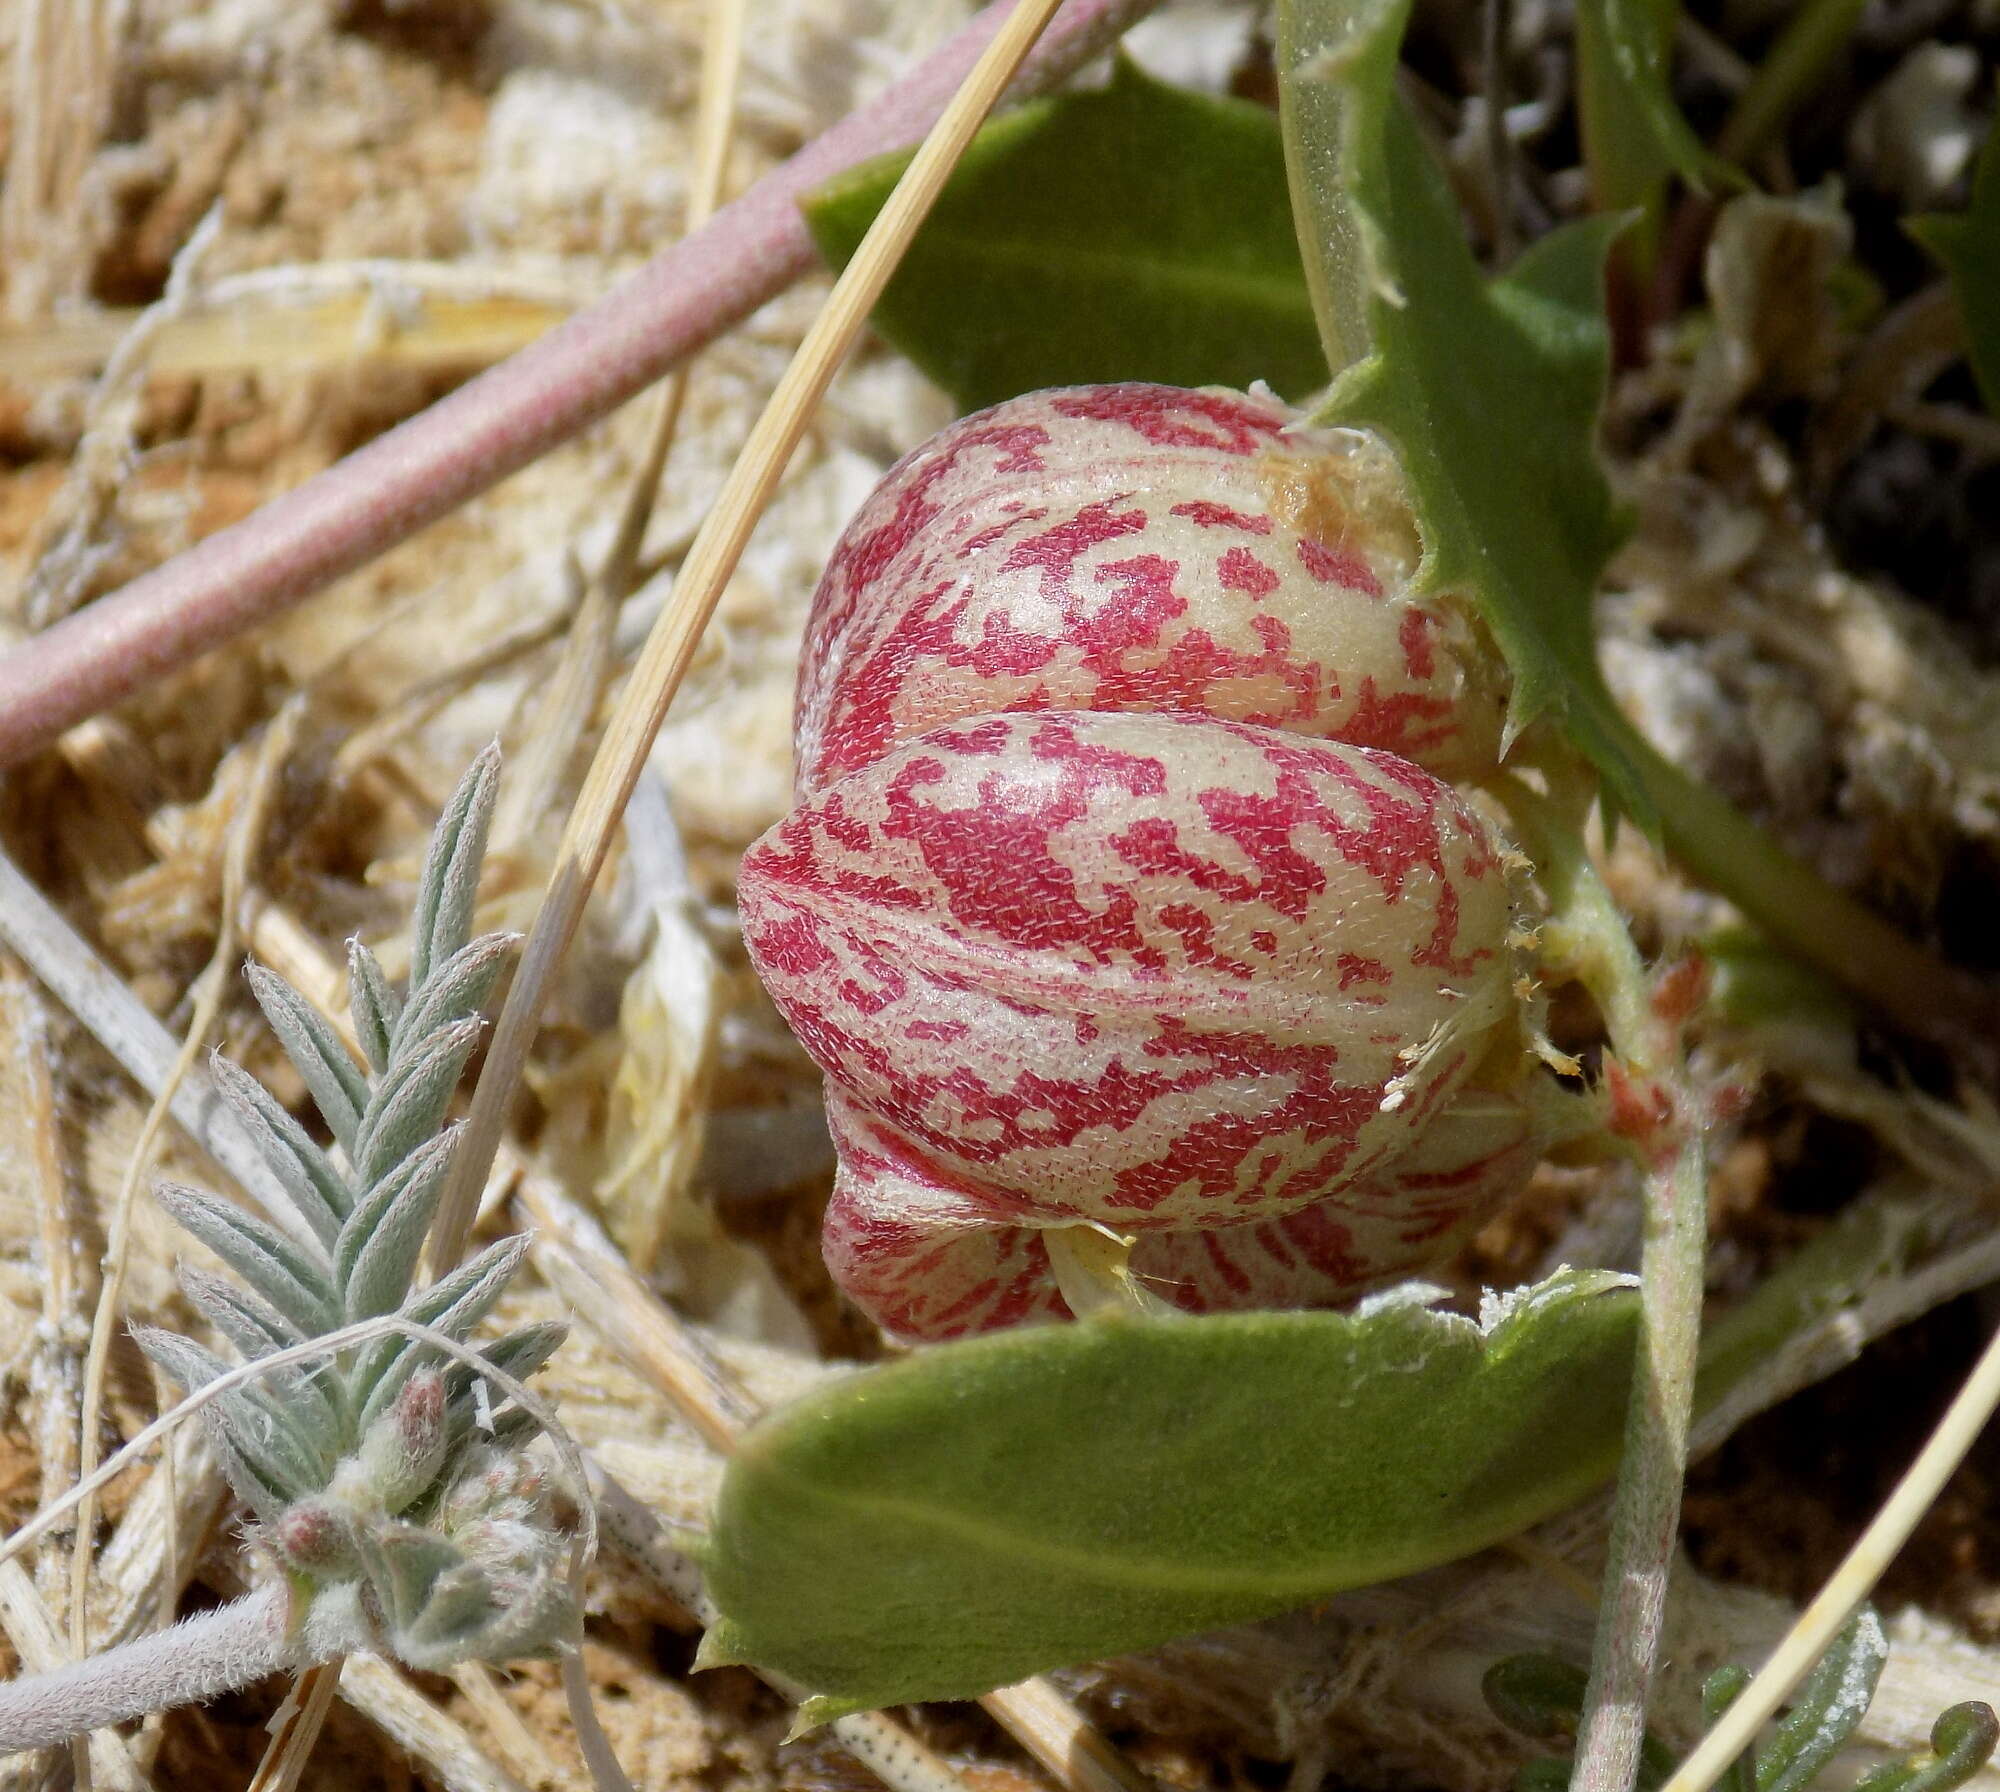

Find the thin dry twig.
xmin=0 ymin=0 xmax=1160 ymax=770
xmin=0 ymin=847 xmax=300 ymax=1235
xmin=246 ymin=1661 xmax=342 ymax=1792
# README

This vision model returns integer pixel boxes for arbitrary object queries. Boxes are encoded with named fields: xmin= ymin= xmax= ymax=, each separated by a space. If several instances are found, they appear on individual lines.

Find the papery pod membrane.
xmin=796 ymin=382 xmax=1506 ymax=792
xmin=741 ymin=708 xmax=1516 ymax=1254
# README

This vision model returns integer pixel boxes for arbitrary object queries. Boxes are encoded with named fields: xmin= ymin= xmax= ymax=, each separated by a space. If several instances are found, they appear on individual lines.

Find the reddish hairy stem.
xmin=0 ymin=0 xmax=1156 ymax=768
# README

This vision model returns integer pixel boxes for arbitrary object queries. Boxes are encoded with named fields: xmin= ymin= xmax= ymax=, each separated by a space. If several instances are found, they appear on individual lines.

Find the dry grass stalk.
xmin=6 ymin=965 xmax=91 ymax=1589
xmin=0 ymin=846 xmax=299 ymax=1235
xmin=448 ymin=1662 xmax=567 ymax=1790
xmin=0 ymin=0 xmax=124 ymax=322
xmin=245 ymin=1660 xmax=341 ymax=1792
xmin=20 ymin=207 xmax=225 ymax=629
xmin=0 ymin=279 xmax=575 ymax=383
xmin=1662 ymin=1316 xmax=2000 ymax=1792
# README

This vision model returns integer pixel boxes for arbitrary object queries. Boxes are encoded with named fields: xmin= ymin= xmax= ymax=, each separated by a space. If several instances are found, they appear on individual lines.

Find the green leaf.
xmin=1280 ymin=0 xmax=1649 ymax=819
xmin=1755 ymin=1608 xmax=1886 ymax=1792
xmin=804 ymin=58 xmax=1327 ymax=409
xmin=1573 ymin=0 xmax=1721 ymax=231
xmin=703 ymin=1271 xmax=1639 ymax=1715
xmin=1910 ymin=121 xmax=2000 ymax=417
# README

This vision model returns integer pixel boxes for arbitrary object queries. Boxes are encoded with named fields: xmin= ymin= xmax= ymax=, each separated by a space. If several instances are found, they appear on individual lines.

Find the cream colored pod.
xmin=741 ymin=383 xmax=1535 ymax=1340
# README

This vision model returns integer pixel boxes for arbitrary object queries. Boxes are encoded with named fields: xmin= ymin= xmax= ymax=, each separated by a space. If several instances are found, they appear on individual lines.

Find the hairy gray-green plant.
xmin=0 ymin=746 xmax=574 ymax=1753
xmin=1482 ymin=1611 xmax=2000 ymax=1792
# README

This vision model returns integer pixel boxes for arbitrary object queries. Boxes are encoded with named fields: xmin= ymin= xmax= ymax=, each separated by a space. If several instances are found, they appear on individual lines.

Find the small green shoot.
xmin=1910 ymin=118 xmax=2000 ymax=416
xmin=1485 ymin=1611 xmax=1996 ymax=1792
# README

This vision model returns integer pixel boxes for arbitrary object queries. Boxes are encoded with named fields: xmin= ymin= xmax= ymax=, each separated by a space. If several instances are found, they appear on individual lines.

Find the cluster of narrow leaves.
xmin=1484 ymin=1611 xmax=1999 ymax=1792
xmin=138 ymin=747 xmax=576 ymax=1671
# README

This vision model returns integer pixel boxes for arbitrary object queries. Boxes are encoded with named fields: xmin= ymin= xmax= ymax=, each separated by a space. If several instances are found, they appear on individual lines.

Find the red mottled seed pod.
xmin=743 ymin=383 xmax=1533 ymax=1341
xmin=797 ymin=382 xmax=1507 ymax=794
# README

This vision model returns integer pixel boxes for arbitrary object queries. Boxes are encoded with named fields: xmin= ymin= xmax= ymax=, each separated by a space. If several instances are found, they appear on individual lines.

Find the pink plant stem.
xmin=0 ymin=0 xmax=1156 ymax=768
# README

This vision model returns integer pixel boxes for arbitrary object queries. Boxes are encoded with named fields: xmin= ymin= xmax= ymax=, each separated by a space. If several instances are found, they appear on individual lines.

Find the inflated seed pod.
xmin=797 ymin=382 xmax=1507 ymax=794
xmin=742 ymin=384 xmax=1533 ymax=1342
xmin=820 ymin=1086 xmax=1539 ymax=1341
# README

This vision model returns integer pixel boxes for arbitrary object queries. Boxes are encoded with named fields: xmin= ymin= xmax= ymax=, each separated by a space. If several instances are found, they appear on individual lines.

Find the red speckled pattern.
xmin=795 ymin=383 xmax=1505 ymax=795
xmin=743 ymin=384 xmax=1533 ymax=1342
xmin=820 ymin=1086 xmax=1537 ymax=1341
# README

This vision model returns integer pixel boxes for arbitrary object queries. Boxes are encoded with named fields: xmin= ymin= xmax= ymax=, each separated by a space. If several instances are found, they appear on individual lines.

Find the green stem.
xmin=1714 ymin=0 xmax=1868 ymax=165
xmin=1572 ymin=1131 xmax=1708 ymax=1792
xmin=1623 ymin=723 xmax=1996 ymax=1053
xmin=1501 ymin=771 xmax=1708 ymax=1792
xmin=1276 ymin=0 xmax=1374 ymax=378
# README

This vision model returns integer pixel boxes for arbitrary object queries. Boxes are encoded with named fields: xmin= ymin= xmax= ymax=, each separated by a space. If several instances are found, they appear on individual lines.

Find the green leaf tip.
xmin=804 ymin=56 xmax=1326 ymax=409
xmin=707 ymin=1270 xmax=1638 ymax=1711
xmin=1910 ymin=119 xmax=2000 ymax=418
xmin=1280 ymin=0 xmax=1654 ymax=825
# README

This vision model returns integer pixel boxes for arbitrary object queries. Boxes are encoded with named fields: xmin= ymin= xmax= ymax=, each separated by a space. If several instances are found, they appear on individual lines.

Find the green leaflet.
xmin=702 ymin=1271 xmax=1639 ymax=1718
xmin=1280 ymin=0 xmax=1648 ymax=820
xmin=804 ymin=58 xmax=1326 ymax=409
xmin=1910 ymin=120 xmax=2000 ymax=417
xmin=1573 ymin=0 xmax=1719 ymax=231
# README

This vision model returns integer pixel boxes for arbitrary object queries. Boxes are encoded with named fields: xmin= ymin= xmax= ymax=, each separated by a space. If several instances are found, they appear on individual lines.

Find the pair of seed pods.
xmin=741 ymin=382 xmax=1537 ymax=1340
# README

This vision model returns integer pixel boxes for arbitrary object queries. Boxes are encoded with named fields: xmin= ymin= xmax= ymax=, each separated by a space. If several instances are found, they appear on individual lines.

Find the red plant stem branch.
xmin=0 ymin=0 xmax=1156 ymax=768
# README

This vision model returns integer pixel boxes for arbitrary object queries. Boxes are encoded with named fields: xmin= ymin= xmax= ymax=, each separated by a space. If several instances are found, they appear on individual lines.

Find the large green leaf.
xmin=803 ymin=58 xmax=1326 ymax=409
xmin=1910 ymin=120 xmax=2000 ymax=417
xmin=1280 ymin=0 xmax=1648 ymax=819
xmin=702 ymin=1272 xmax=1639 ymax=1717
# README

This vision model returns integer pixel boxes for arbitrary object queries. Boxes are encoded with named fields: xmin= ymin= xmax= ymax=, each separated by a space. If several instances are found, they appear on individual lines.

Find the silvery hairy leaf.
xmin=246 ymin=964 xmax=369 ymax=1155
xmin=443 ymin=1322 xmax=569 ymax=1444
xmin=208 ymin=1054 xmax=350 ymax=1245
xmin=178 ymin=1266 xmax=345 ymax=1434
xmin=407 ymin=744 xmax=500 ymax=993
xmin=134 ymin=1328 xmax=331 ymax=1505
xmin=337 ymin=1125 xmax=462 ymax=1321
xmin=154 ymin=1183 xmax=337 ymax=1334
xmin=350 ymin=1017 xmax=483 ymax=1191
xmin=352 ymin=1234 xmax=533 ymax=1429
xmin=178 ymin=1263 xmax=307 ymax=1356
xmin=348 ymin=938 xmax=401 ymax=1075
xmin=391 ymin=932 xmax=513 ymax=1059
xmin=350 ymin=1521 xmax=465 ymax=1634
